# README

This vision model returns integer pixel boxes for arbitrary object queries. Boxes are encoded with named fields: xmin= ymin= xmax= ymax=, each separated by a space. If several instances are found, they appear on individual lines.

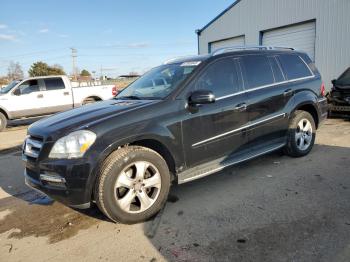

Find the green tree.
xmin=28 ymin=61 xmax=50 ymax=76
xmin=28 ymin=62 xmax=65 ymax=76
xmin=80 ymin=69 xmax=91 ymax=77
xmin=48 ymin=64 xmax=66 ymax=75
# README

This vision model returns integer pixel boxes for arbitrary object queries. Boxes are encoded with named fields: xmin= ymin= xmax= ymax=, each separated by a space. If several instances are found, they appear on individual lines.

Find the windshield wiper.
xmin=115 ymin=95 xmax=141 ymax=100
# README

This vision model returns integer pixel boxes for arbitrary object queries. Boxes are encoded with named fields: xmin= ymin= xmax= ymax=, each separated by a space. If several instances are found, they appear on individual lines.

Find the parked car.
xmin=23 ymin=46 xmax=327 ymax=223
xmin=0 ymin=75 xmax=117 ymax=131
xmin=327 ymin=67 xmax=350 ymax=116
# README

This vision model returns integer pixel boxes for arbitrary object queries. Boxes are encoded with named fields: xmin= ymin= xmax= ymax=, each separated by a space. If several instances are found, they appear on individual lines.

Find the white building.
xmin=196 ymin=0 xmax=350 ymax=89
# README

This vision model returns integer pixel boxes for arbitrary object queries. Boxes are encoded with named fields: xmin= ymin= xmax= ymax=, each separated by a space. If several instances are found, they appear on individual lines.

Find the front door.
xmin=9 ymin=79 xmax=47 ymax=118
xmin=182 ymin=57 xmax=250 ymax=168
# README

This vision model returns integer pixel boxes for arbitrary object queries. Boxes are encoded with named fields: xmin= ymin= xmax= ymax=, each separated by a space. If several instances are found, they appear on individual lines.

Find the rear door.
xmin=239 ymin=54 xmax=291 ymax=148
xmin=182 ymin=57 xmax=250 ymax=167
xmin=41 ymin=77 xmax=73 ymax=114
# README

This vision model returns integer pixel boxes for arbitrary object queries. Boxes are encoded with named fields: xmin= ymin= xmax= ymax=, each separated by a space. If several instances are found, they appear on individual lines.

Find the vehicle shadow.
xmin=143 ymin=144 xmax=350 ymax=262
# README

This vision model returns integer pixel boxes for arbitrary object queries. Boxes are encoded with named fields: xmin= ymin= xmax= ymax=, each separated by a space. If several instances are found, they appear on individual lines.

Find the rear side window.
xmin=240 ymin=55 xmax=274 ymax=89
xmin=195 ymin=58 xmax=241 ymax=97
xmin=44 ymin=78 xmax=65 ymax=90
xmin=268 ymin=56 xmax=285 ymax=83
xmin=278 ymin=54 xmax=312 ymax=80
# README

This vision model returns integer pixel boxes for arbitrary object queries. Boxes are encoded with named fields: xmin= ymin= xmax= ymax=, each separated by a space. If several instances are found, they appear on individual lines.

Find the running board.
xmin=177 ymin=142 xmax=286 ymax=184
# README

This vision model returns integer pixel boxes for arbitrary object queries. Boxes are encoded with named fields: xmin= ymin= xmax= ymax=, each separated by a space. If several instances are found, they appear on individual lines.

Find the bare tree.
xmin=7 ymin=61 xmax=24 ymax=80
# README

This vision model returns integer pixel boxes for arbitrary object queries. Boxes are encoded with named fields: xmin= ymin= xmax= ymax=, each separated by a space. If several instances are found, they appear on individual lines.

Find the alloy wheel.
xmin=295 ymin=118 xmax=313 ymax=151
xmin=114 ymin=161 xmax=161 ymax=213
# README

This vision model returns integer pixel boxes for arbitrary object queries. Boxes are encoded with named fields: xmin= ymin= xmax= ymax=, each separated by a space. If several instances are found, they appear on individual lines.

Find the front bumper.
xmin=328 ymin=104 xmax=350 ymax=112
xmin=23 ymin=158 xmax=93 ymax=209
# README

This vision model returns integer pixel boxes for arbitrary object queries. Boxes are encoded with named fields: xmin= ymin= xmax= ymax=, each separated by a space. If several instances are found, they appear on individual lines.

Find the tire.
xmin=284 ymin=110 xmax=316 ymax=157
xmin=0 ymin=112 xmax=7 ymax=132
xmin=94 ymin=146 xmax=171 ymax=224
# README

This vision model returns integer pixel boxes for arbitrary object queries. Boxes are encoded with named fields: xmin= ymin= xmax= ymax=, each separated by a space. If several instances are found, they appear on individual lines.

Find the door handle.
xmin=283 ymin=89 xmax=293 ymax=97
xmin=234 ymin=103 xmax=247 ymax=112
xmin=63 ymin=92 xmax=70 ymax=96
xmin=37 ymin=94 xmax=44 ymax=98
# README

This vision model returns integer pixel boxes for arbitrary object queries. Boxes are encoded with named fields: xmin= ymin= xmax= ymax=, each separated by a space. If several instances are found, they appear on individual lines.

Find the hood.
xmin=28 ymin=99 xmax=158 ymax=140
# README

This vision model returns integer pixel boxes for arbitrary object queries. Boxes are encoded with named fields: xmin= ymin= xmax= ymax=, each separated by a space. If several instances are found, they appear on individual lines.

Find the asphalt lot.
xmin=0 ymin=118 xmax=350 ymax=262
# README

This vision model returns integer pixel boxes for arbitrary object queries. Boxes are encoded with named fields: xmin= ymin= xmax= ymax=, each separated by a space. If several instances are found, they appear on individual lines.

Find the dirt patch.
xmin=0 ymin=192 xmax=104 ymax=244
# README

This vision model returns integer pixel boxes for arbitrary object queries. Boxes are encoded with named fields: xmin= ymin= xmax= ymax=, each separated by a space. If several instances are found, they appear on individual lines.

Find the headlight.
xmin=49 ymin=130 xmax=96 ymax=159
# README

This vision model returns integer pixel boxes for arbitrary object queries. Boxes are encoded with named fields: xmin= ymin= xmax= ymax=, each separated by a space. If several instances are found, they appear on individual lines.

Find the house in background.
xmin=196 ymin=0 xmax=350 ymax=89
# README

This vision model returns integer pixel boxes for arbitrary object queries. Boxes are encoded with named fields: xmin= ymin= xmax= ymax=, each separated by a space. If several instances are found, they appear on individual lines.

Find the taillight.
xmin=320 ymin=82 xmax=325 ymax=97
xmin=112 ymin=85 xmax=117 ymax=96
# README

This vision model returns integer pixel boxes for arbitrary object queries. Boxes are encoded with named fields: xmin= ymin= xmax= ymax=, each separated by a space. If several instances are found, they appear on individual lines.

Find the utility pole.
xmin=70 ymin=48 xmax=77 ymax=80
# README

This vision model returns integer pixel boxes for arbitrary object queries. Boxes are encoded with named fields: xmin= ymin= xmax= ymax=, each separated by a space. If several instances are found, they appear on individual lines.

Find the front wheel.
xmin=0 ymin=112 xmax=7 ymax=132
xmin=94 ymin=146 xmax=171 ymax=224
xmin=284 ymin=110 xmax=316 ymax=157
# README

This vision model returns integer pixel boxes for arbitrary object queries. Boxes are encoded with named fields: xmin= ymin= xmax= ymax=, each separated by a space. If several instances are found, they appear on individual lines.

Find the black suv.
xmin=23 ymin=46 xmax=328 ymax=223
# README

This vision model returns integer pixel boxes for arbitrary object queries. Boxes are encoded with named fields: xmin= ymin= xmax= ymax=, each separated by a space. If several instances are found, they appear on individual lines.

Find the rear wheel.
xmin=82 ymin=97 xmax=98 ymax=105
xmin=284 ymin=110 xmax=316 ymax=157
xmin=0 ymin=112 xmax=7 ymax=132
xmin=95 ymin=146 xmax=171 ymax=224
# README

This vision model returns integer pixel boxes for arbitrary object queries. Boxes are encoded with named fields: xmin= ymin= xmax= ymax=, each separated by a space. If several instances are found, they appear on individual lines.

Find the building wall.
xmin=198 ymin=0 xmax=350 ymax=89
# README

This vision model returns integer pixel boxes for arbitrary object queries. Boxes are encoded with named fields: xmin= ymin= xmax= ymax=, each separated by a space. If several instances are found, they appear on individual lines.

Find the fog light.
xmin=40 ymin=174 xmax=66 ymax=183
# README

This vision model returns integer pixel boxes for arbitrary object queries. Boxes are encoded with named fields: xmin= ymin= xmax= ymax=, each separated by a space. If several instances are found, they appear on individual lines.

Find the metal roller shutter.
xmin=209 ymin=35 xmax=245 ymax=53
xmin=262 ymin=22 xmax=316 ymax=61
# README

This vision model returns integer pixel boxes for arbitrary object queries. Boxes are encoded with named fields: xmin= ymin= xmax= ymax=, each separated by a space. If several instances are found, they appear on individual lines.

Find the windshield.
xmin=0 ymin=80 xmax=20 ymax=94
xmin=336 ymin=67 xmax=350 ymax=86
xmin=116 ymin=62 xmax=198 ymax=100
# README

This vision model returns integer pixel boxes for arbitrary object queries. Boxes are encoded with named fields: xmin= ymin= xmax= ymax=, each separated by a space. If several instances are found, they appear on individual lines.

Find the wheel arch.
xmin=82 ymin=95 xmax=103 ymax=104
xmin=129 ymin=139 xmax=176 ymax=178
xmin=0 ymin=107 xmax=9 ymax=119
xmin=88 ymin=135 xmax=178 ymax=202
xmin=293 ymin=102 xmax=319 ymax=129
xmin=292 ymin=91 xmax=321 ymax=129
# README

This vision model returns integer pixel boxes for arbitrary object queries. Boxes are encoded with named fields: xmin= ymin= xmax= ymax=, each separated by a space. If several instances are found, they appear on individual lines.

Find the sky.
xmin=0 ymin=0 xmax=234 ymax=78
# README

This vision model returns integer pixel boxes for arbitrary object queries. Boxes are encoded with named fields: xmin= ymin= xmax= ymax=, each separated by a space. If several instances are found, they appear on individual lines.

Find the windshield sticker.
xmin=180 ymin=61 xmax=201 ymax=67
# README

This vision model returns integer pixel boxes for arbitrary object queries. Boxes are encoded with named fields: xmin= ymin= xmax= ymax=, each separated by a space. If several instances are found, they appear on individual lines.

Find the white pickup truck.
xmin=0 ymin=75 xmax=117 ymax=131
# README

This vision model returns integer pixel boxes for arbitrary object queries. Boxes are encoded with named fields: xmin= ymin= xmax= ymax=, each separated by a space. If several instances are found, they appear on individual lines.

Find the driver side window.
xmin=16 ymin=80 xmax=40 ymax=95
xmin=195 ymin=58 xmax=241 ymax=97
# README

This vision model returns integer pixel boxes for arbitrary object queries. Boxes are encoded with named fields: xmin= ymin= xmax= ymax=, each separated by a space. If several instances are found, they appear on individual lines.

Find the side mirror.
xmin=331 ymin=79 xmax=336 ymax=85
xmin=189 ymin=90 xmax=215 ymax=105
xmin=13 ymin=88 xmax=21 ymax=96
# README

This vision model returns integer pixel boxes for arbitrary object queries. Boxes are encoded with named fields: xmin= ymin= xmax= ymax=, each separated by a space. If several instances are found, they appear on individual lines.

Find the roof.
xmin=164 ymin=47 xmax=300 ymax=65
xmin=163 ymin=54 xmax=210 ymax=64
xmin=25 ymin=75 xmax=67 ymax=80
xmin=197 ymin=0 xmax=242 ymax=34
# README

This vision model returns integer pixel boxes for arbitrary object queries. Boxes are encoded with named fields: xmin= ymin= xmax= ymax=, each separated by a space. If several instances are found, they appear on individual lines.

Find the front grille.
xmin=23 ymin=135 xmax=44 ymax=161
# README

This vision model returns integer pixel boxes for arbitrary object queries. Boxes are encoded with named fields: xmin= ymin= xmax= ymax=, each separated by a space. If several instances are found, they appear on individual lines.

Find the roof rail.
xmin=211 ymin=45 xmax=295 ymax=56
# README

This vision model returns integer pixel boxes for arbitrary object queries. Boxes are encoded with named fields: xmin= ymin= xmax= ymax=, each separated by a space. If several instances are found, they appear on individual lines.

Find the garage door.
xmin=262 ymin=22 xmax=316 ymax=61
xmin=209 ymin=35 xmax=245 ymax=53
